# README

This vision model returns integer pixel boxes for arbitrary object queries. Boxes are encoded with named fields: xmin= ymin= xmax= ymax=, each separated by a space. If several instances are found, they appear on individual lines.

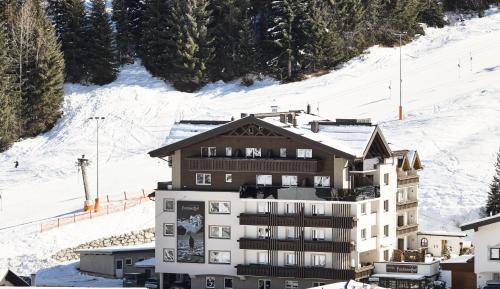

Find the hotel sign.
xmin=386 ymin=264 xmax=418 ymax=273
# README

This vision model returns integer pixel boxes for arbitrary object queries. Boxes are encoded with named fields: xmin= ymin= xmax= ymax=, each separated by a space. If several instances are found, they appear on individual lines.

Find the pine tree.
xmin=486 ymin=148 xmax=500 ymax=216
xmin=170 ymin=0 xmax=214 ymax=92
xmin=112 ymin=0 xmax=134 ymax=64
xmin=236 ymin=0 xmax=259 ymax=83
xmin=24 ymin=3 xmax=65 ymax=136
xmin=141 ymin=0 xmax=174 ymax=78
xmin=128 ymin=0 xmax=145 ymax=55
xmin=0 ymin=19 xmax=19 ymax=150
xmin=87 ymin=0 xmax=118 ymax=85
xmin=418 ymin=0 xmax=446 ymax=28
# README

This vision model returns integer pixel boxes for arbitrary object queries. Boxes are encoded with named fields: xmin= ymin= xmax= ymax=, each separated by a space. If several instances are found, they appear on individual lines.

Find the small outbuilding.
xmin=77 ymin=243 xmax=154 ymax=278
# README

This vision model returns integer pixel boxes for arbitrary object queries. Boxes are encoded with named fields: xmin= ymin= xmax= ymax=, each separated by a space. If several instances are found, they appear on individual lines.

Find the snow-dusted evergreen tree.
xmin=112 ymin=0 xmax=134 ymax=64
xmin=418 ymin=0 xmax=446 ymax=28
xmin=170 ymin=0 xmax=213 ymax=92
xmin=87 ymin=0 xmax=118 ymax=85
xmin=127 ymin=0 xmax=145 ymax=55
xmin=236 ymin=0 xmax=259 ymax=83
xmin=141 ymin=0 xmax=174 ymax=78
xmin=0 ymin=18 xmax=19 ymax=150
xmin=486 ymin=148 xmax=500 ymax=216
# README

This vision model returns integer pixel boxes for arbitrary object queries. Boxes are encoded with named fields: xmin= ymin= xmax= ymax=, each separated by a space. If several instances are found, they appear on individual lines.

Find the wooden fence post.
xmin=74 ymin=213 xmax=76 ymax=223
xmin=57 ymin=218 xmax=60 ymax=228
xmin=107 ymin=195 xmax=110 ymax=203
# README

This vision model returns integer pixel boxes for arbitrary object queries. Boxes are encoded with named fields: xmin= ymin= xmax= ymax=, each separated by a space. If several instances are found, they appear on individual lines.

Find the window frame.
xmin=314 ymin=176 xmax=331 ymax=188
xmin=286 ymin=227 xmax=296 ymax=240
xmin=225 ymin=173 xmax=232 ymax=183
xmin=258 ymin=279 xmax=271 ymax=289
xmin=285 ymin=280 xmax=299 ymax=289
xmin=361 ymin=228 xmax=367 ymax=240
xmin=285 ymin=203 xmax=296 ymax=214
xmin=384 ymin=249 xmax=389 ymax=261
xmin=311 ymin=228 xmax=325 ymax=241
xmin=280 ymin=148 xmax=287 ymax=158
xmin=209 ymin=201 xmax=231 ymax=214
xmin=361 ymin=203 xmax=367 ymax=215
xmin=208 ymin=250 xmax=231 ymax=264
xmin=125 ymin=258 xmax=132 ymax=266
xmin=296 ymin=148 xmax=312 ymax=158
xmin=384 ymin=225 xmax=389 ymax=237
xmin=490 ymin=248 xmax=500 ymax=260
xmin=163 ymin=223 xmax=175 ymax=237
xmin=284 ymin=252 xmax=296 ymax=266
xmin=201 ymin=147 xmax=217 ymax=157
xmin=163 ymin=248 xmax=175 ymax=262
xmin=312 ymin=203 xmax=325 ymax=216
xmin=209 ymin=225 xmax=231 ymax=239
xmin=384 ymin=173 xmax=389 ymax=185
xmin=246 ymin=147 xmax=262 ymax=158
xmin=206 ymin=276 xmax=216 ymax=289
xmin=257 ymin=227 xmax=271 ymax=239
xmin=196 ymin=173 xmax=212 ymax=186
xmin=257 ymin=252 xmax=269 ymax=264
xmin=163 ymin=198 xmax=175 ymax=212
xmin=311 ymin=254 xmax=326 ymax=267
xmin=257 ymin=202 xmax=270 ymax=214
xmin=384 ymin=200 xmax=389 ymax=212
xmin=282 ymin=175 xmax=298 ymax=187
xmin=224 ymin=278 xmax=233 ymax=289
xmin=225 ymin=147 xmax=232 ymax=157
xmin=313 ymin=282 xmax=326 ymax=287
xmin=421 ymin=238 xmax=428 ymax=247
xmin=256 ymin=174 xmax=272 ymax=186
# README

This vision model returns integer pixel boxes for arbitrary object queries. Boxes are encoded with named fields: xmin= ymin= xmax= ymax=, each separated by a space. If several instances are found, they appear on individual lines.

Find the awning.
xmin=371 ymin=273 xmax=426 ymax=280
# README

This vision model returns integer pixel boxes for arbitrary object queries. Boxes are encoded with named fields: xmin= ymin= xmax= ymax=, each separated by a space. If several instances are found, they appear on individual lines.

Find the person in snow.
xmin=14 ymin=161 xmax=19 ymax=168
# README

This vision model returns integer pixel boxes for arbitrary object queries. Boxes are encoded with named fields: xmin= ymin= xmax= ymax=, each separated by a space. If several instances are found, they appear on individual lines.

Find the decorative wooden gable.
xmin=225 ymin=123 xmax=282 ymax=137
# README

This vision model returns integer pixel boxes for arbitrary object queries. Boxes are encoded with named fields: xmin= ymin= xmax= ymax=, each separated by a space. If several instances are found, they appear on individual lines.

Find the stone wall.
xmin=52 ymin=227 xmax=155 ymax=262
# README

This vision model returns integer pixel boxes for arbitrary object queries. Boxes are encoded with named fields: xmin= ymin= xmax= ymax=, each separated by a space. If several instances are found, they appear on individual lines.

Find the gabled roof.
xmin=0 ymin=269 xmax=29 ymax=286
xmin=392 ymin=149 xmax=422 ymax=171
xmin=461 ymin=213 xmax=500 ymax=231
xmin=149 ymin=112 xmax=392 ymax=160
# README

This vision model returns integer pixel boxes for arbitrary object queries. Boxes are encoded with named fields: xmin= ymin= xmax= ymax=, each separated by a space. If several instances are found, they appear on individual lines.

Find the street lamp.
xmin=89 ymin=116 xmax=105 ymax=212
xmin=395 ymin=32 xmax=407 ymax=121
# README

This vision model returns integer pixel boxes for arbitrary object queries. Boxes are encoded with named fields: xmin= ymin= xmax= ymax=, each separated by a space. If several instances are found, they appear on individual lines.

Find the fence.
xmin=40 ymin=190 xmax=152 ymax=232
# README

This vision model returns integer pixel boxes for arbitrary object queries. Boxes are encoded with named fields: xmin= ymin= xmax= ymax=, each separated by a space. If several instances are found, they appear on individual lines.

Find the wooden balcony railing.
xmin=238 ymin=213 xmax=356 ymax=229
xmin=238 ymin=238 xmax=354 ymax=253
xmin=236 ymin=264 xmax=374 ymax=281
xmin=397 ymin=223 xmax=418 ymax=235
xmin=185 ymin=157 xmax=321 ymax=173
xmin=397 ymin=175 xmax=419 ymax=187
xmin=396 ymin=200 xmax=418 ymax=210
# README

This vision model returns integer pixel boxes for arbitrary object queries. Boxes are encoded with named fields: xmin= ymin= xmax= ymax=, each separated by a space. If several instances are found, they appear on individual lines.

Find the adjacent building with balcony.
xmin=149 ymin=109 xmax=422 ymax=289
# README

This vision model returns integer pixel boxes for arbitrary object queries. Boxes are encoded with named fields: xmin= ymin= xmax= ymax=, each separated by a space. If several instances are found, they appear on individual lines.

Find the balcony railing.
xmin=397 ymin=223 xmax=418 ymax=235
xmin=396 ymin=200 xmax=418 ymax=210
xmin=238 ymin=238 xmax=354 ymax=253
xmin=239 ymin=213 xmax=356 ymax=229
xmin=239 ymin=185 xmax=380 ymax=202
xmin=236 ymin=264 xmax=374 ymax=281
xmin=397 ymin=175 xmax=419 ymax=187
xmin=185 ymin=157 xmax=321 ymax=173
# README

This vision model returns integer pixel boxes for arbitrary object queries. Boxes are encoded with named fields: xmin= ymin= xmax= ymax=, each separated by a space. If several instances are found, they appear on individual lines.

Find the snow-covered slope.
xmin=1 ymin=8 xmax=500 ymax=262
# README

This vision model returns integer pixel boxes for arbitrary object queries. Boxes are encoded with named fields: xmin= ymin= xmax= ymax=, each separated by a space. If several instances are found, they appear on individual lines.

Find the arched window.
xmin=421 ymin=238 xmax=428 ymax=247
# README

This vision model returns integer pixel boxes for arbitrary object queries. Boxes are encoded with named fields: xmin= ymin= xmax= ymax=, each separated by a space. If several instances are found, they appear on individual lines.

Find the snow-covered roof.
xmin=76 ymin=243 xmax=155 ymax=255
xmin=418 ymin=230 xmax=467 ymax=237
xmin=461 ymin=213 xmax=500 ymax=231
xmin=135 ymin=257 xmax=155 ymax=268
xmin=441 ymin=255 xmax=474 ymax=264
xmin=154 ymin=112 xmax=388 ymax=159
xmin=371 ymin=273 xmax=426 ymax=280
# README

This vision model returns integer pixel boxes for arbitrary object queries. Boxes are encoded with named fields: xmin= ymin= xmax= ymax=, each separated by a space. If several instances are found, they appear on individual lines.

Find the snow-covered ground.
xmin=35 ymin=262 xmax=122 ymax=287
xmin=0 ymin=7 xmax=500 ymax=278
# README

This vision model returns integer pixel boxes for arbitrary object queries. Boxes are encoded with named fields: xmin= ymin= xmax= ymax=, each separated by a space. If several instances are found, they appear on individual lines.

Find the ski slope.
xmin=1 ymin=8 xmax=500 ymax=274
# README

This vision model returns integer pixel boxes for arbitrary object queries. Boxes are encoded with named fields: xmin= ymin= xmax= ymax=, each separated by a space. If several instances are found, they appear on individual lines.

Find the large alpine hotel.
xmin=148 ymin=108 xmax=422 ymax=289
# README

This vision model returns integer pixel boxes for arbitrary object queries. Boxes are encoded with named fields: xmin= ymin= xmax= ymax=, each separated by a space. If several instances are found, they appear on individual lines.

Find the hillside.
xmin=0 ymin=8 xmax=500 ymax=274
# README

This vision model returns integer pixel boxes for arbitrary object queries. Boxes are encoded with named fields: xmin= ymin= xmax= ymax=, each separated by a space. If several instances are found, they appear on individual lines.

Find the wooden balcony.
xmin=397 ymin=175 xmax=419 ymax=187
xmin=238 ymin=213 xmax=356 ymax=229
xmin=185 ymin=157 xmax=321 ymax=173
xmin=238 ymin=238 xmax=354 ymax=253
xmin=397 ymin=223 xmax=418 ymax=235
xmin=236 ymin=264 xmax=373 ymax=281
xmin=396 ymin=200 xmax=418 ymax=211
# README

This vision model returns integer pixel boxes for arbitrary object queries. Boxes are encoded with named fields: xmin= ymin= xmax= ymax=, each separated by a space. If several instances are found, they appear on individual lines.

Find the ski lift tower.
xmin=77 ymin=154 xmax=93 ymax=211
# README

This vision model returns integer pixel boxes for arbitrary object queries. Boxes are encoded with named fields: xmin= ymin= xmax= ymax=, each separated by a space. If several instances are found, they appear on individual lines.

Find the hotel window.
xmin=125 ymin=258 xmax=132 ymax=265
xmin=163 ymin=198 xmax=175 ymax=212
xmin=256 ymin=175 xmax=272 ymax=186
xmin=311 ymin=229 xmax=325 ymax=240
xmin=246 ymin=147 xmax=262 ymax=158
xmin=361 ymin=203 xmax=367 ymax=215
xmin=313 ymin=282 xmax=326 ymax=287
xmin=312 ymin=254 xmax=326 ymax=267
xmin=280 ymin=148 xmax=287 ymax=157
xmin=224 ymin=278 xmax=233 ymax=289
xmin=163 ymin=223 xmax=175 ymax=236
xmin=384 ymin=200 xmax=389 ymax=212
xmin=201 ymin=147 xmax=216 ymax=157
xmin=384 ymin=250 xmax=389 ymax=261
xmin=258 ymin=252 xmax=269 ymax=264
xmin=361 ymin=228 xmax=367 ymax=240
xmin=196 ymin=173 xmax=212 ymax=185
xmin=225 ymin=174 xmax=232 ymax=183
xmin=286 ymin=227 xmax=296 ymax=240
xmin=257 ymin=227 xmax=271 ymax=239
xmin=312 ymin=204 xmax=325 ymax=216
xmin=209 ymin=201 xmax=231 ymax=214
xmin=225 ymin=147 xmax=232 ymax=157
xmin=384 ymin=173 xmax=389 ymax=185
xmin=285 ymin=203 xmax=296 ymax=214
xmin=209 ymin=225 xmax=231 ymax=239
xmin=491 ymin=248 xmax=500 ymax=260
xmin=282 ymin=175 xmax=298 ymax=187
xmin=206 ymin=277 xmax=216 ymax=289
xmin=384 ymin=225 xmax=389 ymax=237
xmin=285 ymin=280 xmax=299 ymax=289
xmin=257 ymin=202 xmax=270 ymax=214
xmin=314 ymin=176 xmax=330 ymax=187
xmin=209 ymin=250 xmax=231 ymax=264
xmin=163 ymin=248 xmax=175 ymax=262
xmin=297 ymin=148 xmax=312 ymax=158
xmin=258 ymin=279 xmax=271 ymax=289
xmin=284 ymin=253 xmax=296 ymax=266
xmin=421 ymin=238 xmax=428 ymax=247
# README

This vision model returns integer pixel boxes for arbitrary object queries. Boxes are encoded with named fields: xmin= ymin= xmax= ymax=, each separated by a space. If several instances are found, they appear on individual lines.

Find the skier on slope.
xmin=14 ymin=161 xmax=19 ymax=168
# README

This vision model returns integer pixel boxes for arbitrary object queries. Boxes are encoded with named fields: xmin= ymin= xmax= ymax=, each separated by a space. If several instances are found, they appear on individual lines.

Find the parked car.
xmin=123 ymin=273 xmax=147 ymax=287
xmin=483 ymin=281 xmax=500 ymax=289
xmin=144 ymin=278 xmax=159 ymax=289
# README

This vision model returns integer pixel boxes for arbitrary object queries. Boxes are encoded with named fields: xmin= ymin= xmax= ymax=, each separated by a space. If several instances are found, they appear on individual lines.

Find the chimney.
xmin=307 ymin=104 xmax=311 ymax=114
xmin=230 ymin=116 xmax=235 ymax=121
xmin=279 ymin=114 xmax=286 ymax=124
xmin=241 ymin=113 xmax=248 ymax=118
xmin=271 ymin=105 xmax=278 ymax=113
xmin=311 ymin=121 xmax=319 ymax=133
xmin=287 ymin=113 xmax=293 ymax=124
